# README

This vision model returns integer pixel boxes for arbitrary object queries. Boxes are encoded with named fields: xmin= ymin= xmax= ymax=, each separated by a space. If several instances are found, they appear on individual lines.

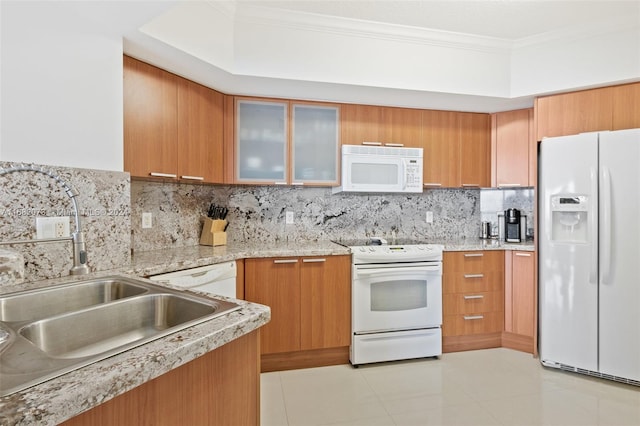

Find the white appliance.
xmin=338 ymin=239 xmax=443 ymax=366
xmin=149 ymin=261 xmax=237 ymax=298
xmin=539 ymin=128 xmax=640 ymax=385
xmin=332 ymin=145 xmax=423 ymax=193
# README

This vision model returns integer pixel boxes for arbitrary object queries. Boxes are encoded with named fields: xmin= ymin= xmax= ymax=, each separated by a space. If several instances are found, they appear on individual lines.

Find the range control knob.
xmin=359 ymin=247 xmax=366 ymax=252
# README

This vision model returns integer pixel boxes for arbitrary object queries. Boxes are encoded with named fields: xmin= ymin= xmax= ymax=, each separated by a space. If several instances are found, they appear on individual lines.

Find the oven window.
xmin=352 ymin=163 xmax=398 ymax=185
xmin=371 ymin=279 xmax=427 ymax=311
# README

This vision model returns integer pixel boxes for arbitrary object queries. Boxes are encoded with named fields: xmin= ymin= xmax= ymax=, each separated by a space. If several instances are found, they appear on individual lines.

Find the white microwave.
xmin=332 ymin=145 xmax=423 ymax=193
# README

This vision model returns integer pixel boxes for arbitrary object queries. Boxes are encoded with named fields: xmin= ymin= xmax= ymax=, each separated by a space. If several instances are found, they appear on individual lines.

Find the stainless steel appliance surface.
xmin=335 ymin=238 xmax=443 ymax=366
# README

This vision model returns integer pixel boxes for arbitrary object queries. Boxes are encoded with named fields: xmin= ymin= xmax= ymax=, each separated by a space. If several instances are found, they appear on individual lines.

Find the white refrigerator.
xmin=539 ymin=128 xmax=640 ymax=384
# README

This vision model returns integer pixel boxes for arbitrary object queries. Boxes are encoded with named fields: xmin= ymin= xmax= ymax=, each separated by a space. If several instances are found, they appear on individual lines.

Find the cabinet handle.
xmin=464 ymin=274 xmax=484 ymax=279
xmin=464 ymin=315 xmax=484 ymax=320
xmin=362 ymin=142 xmax=382 ymax=146
xmin=180 ymin=175 xmax=204 ymax=181
xmin=463 ymin=295 xmax=484 ymax=300
xmin=515 ymin=252 xmax=532 ymax=257
xmin=274 ymin=182 xmax=287 ymax=185
xmin=461 ymin=184 xmax=480 ymax=187
xmin=498 ymin=183 xmax=521 ymax=188
xmin=273 ymin=259 xmax=298 ymax=264
xmin=384 ymin=143 xmax=404 ymax=147
xmin=424 ymin=183 xmax=442 ymax=187
xmin=150 ymin=172 xmax=177 ymax=178
xmin=302 ymin=258 xmax=326 ymax=263
xmin=291 ymin=182 xmax=304 ymax=186
xmin=464 ymin=253 xmax=484 ymax=258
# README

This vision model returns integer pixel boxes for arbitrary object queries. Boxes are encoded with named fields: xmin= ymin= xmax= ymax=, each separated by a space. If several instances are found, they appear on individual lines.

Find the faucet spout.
xmin=0 ymin=164 xmax=89 ymax=275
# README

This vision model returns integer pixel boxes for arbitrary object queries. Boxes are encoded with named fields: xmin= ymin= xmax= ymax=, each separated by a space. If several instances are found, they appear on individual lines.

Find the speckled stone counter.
xmin=439 ymin=239 xmax=535 ymax=252
xmin=0 ymin=273 xmax=270 ymax=426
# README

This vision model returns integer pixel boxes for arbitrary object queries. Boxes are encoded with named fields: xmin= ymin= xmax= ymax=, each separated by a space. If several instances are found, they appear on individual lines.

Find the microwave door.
xmin=346 ymin=155 xmax=403 ymax=192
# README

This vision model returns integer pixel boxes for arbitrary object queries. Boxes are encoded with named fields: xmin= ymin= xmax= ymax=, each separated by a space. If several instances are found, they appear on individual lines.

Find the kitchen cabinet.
xmin=442 ymin=251 xmax=504 ymax=352
xmin=244 ymin=255 xmax=351 ymax=370
xmin=61 ymin=330 xmax=260 ymax=426
xmin=341 ymin=104 xmax=385 ymax=145
xmin=341 ymin=104 xmax=422 ymax=148
xmin=459 ymin=112 xmax=491 ymax=188
xmin=535 ymin=86 xmax=613 ymax=140
xmin=123 ymin=56 xmax=225 ymax=183
xmin=491 ymin=108 xmax=534 ymax=188
xmin=235 ymin=98 xmax=339 ymax=185
xmin=503 ymin=250 xmax=536 ymax=353
xmin=612 ymin=82 xmax=640 ymax=130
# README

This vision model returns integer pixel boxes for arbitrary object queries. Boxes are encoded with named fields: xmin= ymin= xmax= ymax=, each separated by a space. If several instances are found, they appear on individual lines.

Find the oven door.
xmin=352 ymin=262 xmax=442 ymax=333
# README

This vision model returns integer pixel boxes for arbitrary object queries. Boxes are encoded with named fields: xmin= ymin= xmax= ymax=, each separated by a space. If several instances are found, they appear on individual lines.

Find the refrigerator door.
xmin=598 ymin=128 xmax=640 ymax=382
xmin=539 ymin=133 xmax=599 ymax=372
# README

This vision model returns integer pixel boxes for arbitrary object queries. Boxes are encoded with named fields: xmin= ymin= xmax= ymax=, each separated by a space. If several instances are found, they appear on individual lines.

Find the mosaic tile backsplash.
xmin=0 ymin=162 xmax=131 ymax=282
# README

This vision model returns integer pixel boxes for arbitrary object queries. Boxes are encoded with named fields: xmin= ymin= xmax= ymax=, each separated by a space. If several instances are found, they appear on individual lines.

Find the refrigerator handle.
xmin=589 ymin=167 xmax=598 ymax=284
xmin=601 ymin=166 xmax=612 ymax=284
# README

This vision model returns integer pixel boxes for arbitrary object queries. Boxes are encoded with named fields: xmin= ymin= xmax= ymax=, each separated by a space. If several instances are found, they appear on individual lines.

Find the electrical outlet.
xmin=285 ymin=211 xmax=294 ymax=225
xmin=142 ymin=212 xmax=153 ymax=229
xmin=36 ymin=216 xmax=70 ymax=238
xmin=426 ymin=211 xmax=433 ymax=223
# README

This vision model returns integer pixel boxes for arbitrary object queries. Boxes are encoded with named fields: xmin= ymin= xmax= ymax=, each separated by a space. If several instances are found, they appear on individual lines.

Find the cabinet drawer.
xmin=444 ymin=270 xmax=504 ymax=294
xmin=443 ymin=291 xmax=504 ymax=315
xmin=444 ymin=251 xmax=503 ymax=274
xmin=443 ymin=311 xmax=504 ymax=336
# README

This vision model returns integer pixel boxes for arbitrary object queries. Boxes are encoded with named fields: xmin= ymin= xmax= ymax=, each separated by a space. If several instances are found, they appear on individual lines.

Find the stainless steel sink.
xmin=0 ymin=276 xmax=240 ymax=397
xmin=0 ymin=277 xmax=148 ymax=322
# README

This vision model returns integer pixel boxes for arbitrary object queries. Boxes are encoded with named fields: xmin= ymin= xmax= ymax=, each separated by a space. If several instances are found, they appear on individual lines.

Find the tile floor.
xmin=260 ymin=348 xmax=640 ymax=426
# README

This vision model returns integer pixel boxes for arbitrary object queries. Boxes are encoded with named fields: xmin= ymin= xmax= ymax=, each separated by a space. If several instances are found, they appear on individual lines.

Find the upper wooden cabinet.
xmin=422 ymin=110 xmax=460 ymax=187
xmin=534 ymin=83 xmax=640 ymax=140
xmin=612 ymin=82 xmax=640 ymax=130
xmin=234 ymin=98 xmax=339 ymax=186
xmin=491 ymin=108 xmax=534 ymax=188
xmin=341 ymin=104 xmax=422 ymax=148
xmin=123 ymin=56 xmax=225 ymax=183
xmin=459 ymin=112 xmax=491 ymax=188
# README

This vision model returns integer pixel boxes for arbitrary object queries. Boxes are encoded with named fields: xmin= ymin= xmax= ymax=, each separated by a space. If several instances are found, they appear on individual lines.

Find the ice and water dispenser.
xmin=550 ymin=195 xmax=589 ymax=243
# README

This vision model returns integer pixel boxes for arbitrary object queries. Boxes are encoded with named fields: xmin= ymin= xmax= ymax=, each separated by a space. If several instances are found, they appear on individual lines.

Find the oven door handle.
xmin=355 ymin=266 xmax=442 ymax=276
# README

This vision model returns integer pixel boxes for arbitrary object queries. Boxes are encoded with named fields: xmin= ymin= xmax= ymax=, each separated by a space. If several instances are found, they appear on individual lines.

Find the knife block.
xmin=200 ymin=218 xmax=227 ymax=246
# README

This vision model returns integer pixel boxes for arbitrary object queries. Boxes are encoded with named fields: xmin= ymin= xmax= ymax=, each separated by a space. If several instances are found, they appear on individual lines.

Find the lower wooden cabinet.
xmin=244 ymin=255 xmax=351 ymax=371
xmin=504 ymin=250 xmax=536 ymax=353
xmin=61 ymin=330 xmax=260 ymax=426
xmin=442 ymin=251 xmax=504 ymax=352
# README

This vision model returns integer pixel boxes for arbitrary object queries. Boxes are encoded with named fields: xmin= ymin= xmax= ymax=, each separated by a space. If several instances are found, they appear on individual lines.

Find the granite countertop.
xmin=0 ymin=273 xmax=270 ymax=426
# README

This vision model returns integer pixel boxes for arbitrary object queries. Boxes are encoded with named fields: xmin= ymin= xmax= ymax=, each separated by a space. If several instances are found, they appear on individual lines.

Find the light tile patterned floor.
xmin=260 ymin=348 xmax=640 ymax=426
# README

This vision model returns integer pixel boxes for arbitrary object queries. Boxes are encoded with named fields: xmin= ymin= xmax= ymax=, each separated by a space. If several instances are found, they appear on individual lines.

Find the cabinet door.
xmin=177 ymin=80 xmax=225 ymax=184
xmin=341 ymin=104 xmax=384 ymax=145
xmin=236 ymin=100 xmax=288 ymax=183
xmin=535 ymin=87 xmax=613 ymax=140
xmin=459 ymin=113 xmax=490 ymax=188
xmin=612 ymin=82 xmax=640 ymax=130
xmin=510 ymin=251 xmax=535 ymax=337
xmin=123 ymin=56 xmax=178 ymax=178
xmin=422 ymin=110 xmax=460 ymax=188
xmin=382 ymin=107 xmax=423 ymax=148
xmin=300 ymin=255 xmax=351 ymax=350
xmin=292 ymin=104 xmax=339 ymax=185
xmin=492 ymin=109 xmax=531 ymax=188
xmin=244 ymin=258 xmax=300 ymax=354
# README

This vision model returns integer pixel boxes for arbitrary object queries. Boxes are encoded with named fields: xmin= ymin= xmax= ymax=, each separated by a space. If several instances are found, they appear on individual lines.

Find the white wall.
xmin=0 ymin=1 xmax=126 ymax=171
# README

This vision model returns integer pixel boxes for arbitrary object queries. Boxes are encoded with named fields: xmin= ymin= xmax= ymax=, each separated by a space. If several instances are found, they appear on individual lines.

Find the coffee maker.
xmin=504 ymin=208 xmax=523 ymax=242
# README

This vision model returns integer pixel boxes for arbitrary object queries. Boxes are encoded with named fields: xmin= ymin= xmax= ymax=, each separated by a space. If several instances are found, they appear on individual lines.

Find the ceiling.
xmin=124 ymin=0 xmax=640 ymax=112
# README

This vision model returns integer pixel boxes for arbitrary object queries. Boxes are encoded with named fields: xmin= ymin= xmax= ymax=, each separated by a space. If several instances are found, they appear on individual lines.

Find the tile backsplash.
xmin=0 ymin=162 xmax=131 ymax=283
xmin=480 ymin=188 xmax=535 ymax=238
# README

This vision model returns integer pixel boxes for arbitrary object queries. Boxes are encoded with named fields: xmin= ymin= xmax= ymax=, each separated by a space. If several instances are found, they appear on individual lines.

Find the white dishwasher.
xmin=149 ymin=261 xmax=237 ymax=298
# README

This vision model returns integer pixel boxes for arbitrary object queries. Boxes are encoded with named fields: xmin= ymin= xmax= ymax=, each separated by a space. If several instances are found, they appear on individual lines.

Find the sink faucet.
xmin=0 ymin=164 xmax=89 ymax=275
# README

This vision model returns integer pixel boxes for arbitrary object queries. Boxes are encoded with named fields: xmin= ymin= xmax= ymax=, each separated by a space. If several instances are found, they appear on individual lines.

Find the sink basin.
xmin=20 ymin=294 xmax=220 ymax=359
xmin=0 ymin=275 xmax=240 ymax=397
xmin=0 ymin=277 xmax=148 ymax=322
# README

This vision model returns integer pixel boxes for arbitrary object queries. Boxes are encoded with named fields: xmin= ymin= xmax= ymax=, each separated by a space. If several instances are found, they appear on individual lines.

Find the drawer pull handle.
xmin=274 ymin=182 xmax=288 ymax=185
xmin=292 ymin=182 xmax=304 ymax=186
xmin=461 ymin=184 xmax=480 ymax=187
xmin=273 ymin=259 xmax=298 ymax=264
xmin=302 ymin=258 xmax=326 ymax=263
xmin=464 ymin=274 xmax=484 ymax=279
xmin=180 ymin=175 xmax=204 ymax=181
xmin=464 ymin=253 xmax=484 ymax=257
xmin=150 ymin=172 xmax=177 ymax=178
xmin=424 ymin=183 xmax=442 ymax=187
xmin=515 ymin=252 xmax=532 ymax=257
xmin=362 ymin=142 xmax=382 ymax=146
xmin=498 ymin=183 xmax=522 ymax=188
xmin=464 ymin=315 xmax=484 ymax=320
xmin=464 ymin=295 xmax=484 ymax=300
xmin=385 ymin=143 xmax=404 ymax=147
